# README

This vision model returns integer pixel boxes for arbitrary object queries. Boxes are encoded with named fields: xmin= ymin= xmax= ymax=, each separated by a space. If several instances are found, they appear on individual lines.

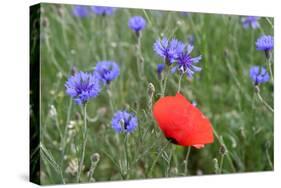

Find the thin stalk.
xmin=161 ymin=67 xmax=169 ymax=97
xmin=60 ymin=99 xmax=73 ymax=178
xmin=213 ymin=158 xmax=219 ymax=174
xmin=123 ymin=134 xmax=129 ymax=179
xmin=177 ymin=74 xmax=183 ymax=92
xmin=256 ymin=90 xmax=274 ymax=113
xmin=219 ymin=154 xmax=225 ymax=174
xmin=101 ymin=18 xmax=107 ymax=60
xmin=136 ymin=32 xmax=145 ymax=81
xmin=54 ymin=115 xmax=63 ymax=141
xmin=165 ymin=145 xmax=173 ymax=177
xmin=213 ymin=128 xmax=236 ymax=172
xmin=265 ymin=17 xmax=274 ymax=29
xmin=250 ymin=29 xmax=254 ymax=64
xmin=148 ymin=142 xmax=170 ymax=176
xmin=45 ymin=36 xmax=66 ymax=77
xmin=266 ymin=53 xmax=274 ymax=83
xmin=266 ymin=147 xmax=273 ymax=169
xmin=88 ymin=159 xmax=100 ymax=182
xmin=77 ymin=103 xmax=88 ymax=182
xmin=85 ymin=111 xmax=98 ymax=122
xmin=87 ymin=164 xmax=96 ymax=182
xmin=60 ymin=171 xmax=65 ymax=184
xmin=184 ymin=147 xmax=191 ymax=175
xmin=107 ymin=86 xmax=114 ymax=112
xmin=142 ymin=10 xmax=153 ymax=27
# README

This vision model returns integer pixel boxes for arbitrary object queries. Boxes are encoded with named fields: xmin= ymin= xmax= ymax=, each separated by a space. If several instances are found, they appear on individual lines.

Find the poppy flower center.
xmin=167 ymin=137 xmax=179 ymax=144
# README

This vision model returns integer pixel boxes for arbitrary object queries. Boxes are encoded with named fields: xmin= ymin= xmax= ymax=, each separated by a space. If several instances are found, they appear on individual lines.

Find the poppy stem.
xmin=184 ymin=147 xmax=191 ymax=175
xmin=77 ymin=103 xmax=88 ymax=182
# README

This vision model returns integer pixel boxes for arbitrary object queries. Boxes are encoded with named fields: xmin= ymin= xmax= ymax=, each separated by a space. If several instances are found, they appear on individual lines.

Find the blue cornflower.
xmin=153 ymin=37 xmax=185 ymax=64
xmin=94 ymin=61 xmax=120 ymax=85
xmin=111 ymin=111 xmax=138 ymax=133
xmin=65 ymin=71 xmax=101 ymax=105
xmin=241 ymin=16 xmax=260 ymax=29
xmin=157 ymin=64 xmax=165 ymax=78
xmin=91 ymin=6 xmax=116 ymax=16
xmin=249 ymin=66 xmax=270 ymax=85
xmin=171 ymin=44 xmax=202 ymax=78
xmin=72 ymin=5 xmax=90 ymax=17
xmin=256 ymin=35 xmax=274 ymax=51
xmin=128 ymin=16 xmax=146 ymax=33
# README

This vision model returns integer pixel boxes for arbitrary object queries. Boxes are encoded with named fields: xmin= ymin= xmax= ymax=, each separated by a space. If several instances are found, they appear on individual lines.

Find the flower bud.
xmin=213 ymin=158 xmax=219 ymax=174
xmin=71 ymin=65 xmax=78 ymax=76
xmin=219 ymin=145 xmax=227 ymax=155
xmin=91 ymin=153 xmax=100 ymax=163
xmin=49 ymin=105 xmax=57 ymax=118
xmin=147 ymin=83 xmax=155 ymax=98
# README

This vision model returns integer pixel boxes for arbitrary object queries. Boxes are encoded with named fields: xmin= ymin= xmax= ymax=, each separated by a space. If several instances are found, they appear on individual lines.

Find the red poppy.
xmin=153 ymin=92 xmax=214 ymax=149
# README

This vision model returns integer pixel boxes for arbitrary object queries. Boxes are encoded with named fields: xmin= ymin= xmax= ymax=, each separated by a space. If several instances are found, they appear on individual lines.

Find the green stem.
xmin=213 ymin=128 xmax=236 ymax=172
xmin=184 ymin=147 xmax=191 ymax=175
xmin=148 ymin=142 xmax=170 ymax=176
xmin=250 ymin=29 xmax=254 ymax=64
xmin=60 ymin=99 xmax=73 ymax=179
xmin=101 ymin=18 xmax=107 ymax=60
xmin=107 ymin=87 xmax=114 ymax=112
xmin=266 ymin=54 xmax=274 ymax=83
xmin=55 ymin=114 xmax=63 ymax=141
xmin=136 ymin=32 xmax=145 ymax=81
xmin=161 ymin=68 xmax=169 ymax=97
xmin=265 ymin=17 xmax=274 ymax=29
xmin=177 ymin=74 xmax=183 ymax=92
xmin=166 ymin=145 xmax=173 ymax=177
xmin=77 ymin=103 xmax=88 ymax=182
xmin=123 ymin=134 xmax=129 ymax=179
xmin=256 ymin=89 xmax=274 ymax=113
xmin=88 ymin=160 xmax=99 ymax=182
xmin=60 ymin=171 xmax=65 ymax=184
xmin=85 ymin=111 xmax=98 ymax=122
xmin=219 ymin=154 xmax=225 ymax=174
xmin=45 ymin=35 xmax=66 ymax=77
xmin=266 ymin=147 xmax=273 ymax=169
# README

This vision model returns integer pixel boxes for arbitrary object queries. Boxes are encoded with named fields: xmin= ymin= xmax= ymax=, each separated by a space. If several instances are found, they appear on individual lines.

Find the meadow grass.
xmin=35 ymin=3 xmax=273 ymax=185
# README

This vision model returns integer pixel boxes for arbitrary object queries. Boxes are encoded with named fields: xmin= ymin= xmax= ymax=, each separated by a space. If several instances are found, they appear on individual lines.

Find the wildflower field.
xmin=30 ymin=3 xmax=274 ymax=185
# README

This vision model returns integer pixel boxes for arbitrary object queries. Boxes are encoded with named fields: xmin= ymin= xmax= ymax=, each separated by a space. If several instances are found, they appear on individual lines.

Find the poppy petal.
xmin=153 ymin=93 xmax=214 ymax=148
xmin=192 ymin=144 xmax=205 ymax=149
